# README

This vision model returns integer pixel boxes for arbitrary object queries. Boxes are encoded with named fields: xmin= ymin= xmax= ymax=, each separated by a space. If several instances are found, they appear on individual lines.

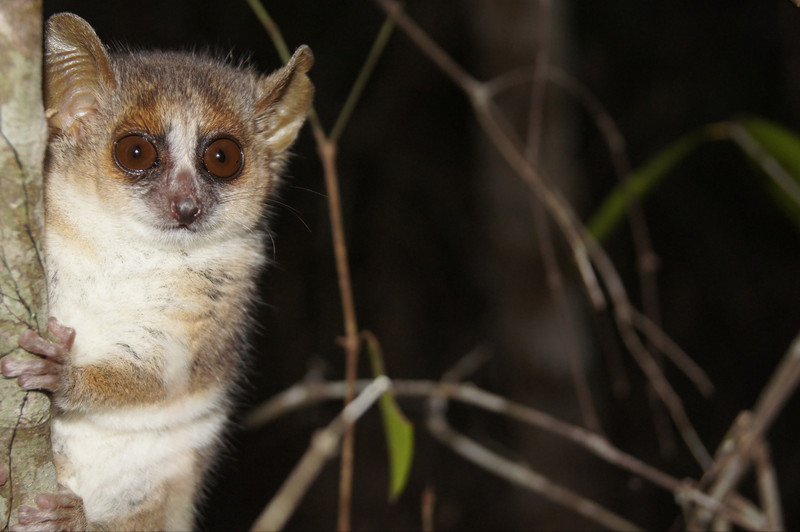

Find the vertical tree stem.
xmin=0 ymin=1 xmax=56 ymax=528
xmin=314 ymin=133 xmax=361 ymax=532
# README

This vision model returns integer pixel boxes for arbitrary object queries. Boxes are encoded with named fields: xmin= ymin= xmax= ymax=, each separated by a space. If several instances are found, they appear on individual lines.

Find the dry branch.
xmin=246 ymin=3 xmax=800 ymax=530
xmin=688 ymin=330 xmax=800 ymax=529
xmin=247 ymin=377 xmax=764 ymax=530
xmin=373 ymin=0 xmax=714 ymax=471
xmin=426 ymin=416 xmax=642 ymax=530
xmin=246 ymin=2 xmax=390 ymax=527
xmin=521 ymin=0 xmax=602 ymax=434
xmin=250 ymin=376 xmax=391 ymax=532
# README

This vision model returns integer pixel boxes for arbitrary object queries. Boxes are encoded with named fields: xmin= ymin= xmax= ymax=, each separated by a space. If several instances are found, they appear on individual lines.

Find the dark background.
xmin=40 ymin=1 xmax=800 ymax=530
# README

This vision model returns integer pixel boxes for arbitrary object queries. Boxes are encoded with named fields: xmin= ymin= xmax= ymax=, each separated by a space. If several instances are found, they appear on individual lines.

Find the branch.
xmin=247 ymin=377 xmax=763 ymax=530
xmin=250 ymin=376 xmax=391 ymax=532
xmin=427 ymin=415 xmax=642 ymax=530
xmin=689 ymin=329 xmax=800 ymax=529
xmin=520 ymin=0 xmax=602 ymax=434
xmin=247 ymin=3 xmax=398 ymax=528
xmin=373 ymin=0 xmax=713 ymax=471
xmin=752 ymin=439 xmax=783 ymax=531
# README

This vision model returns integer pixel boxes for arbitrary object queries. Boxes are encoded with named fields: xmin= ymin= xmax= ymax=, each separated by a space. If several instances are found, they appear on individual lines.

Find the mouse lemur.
xmin=1 ymin=12 xmax=313 ymax=531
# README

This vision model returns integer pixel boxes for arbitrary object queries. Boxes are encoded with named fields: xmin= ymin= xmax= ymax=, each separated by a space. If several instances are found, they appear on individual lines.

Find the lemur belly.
xmin=52 ymin=405 xmax=225 ymax=526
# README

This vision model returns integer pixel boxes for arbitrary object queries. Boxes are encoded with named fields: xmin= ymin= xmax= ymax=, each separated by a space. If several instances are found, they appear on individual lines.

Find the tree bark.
xmin=0 ymin=1 xmax=57 ymax=529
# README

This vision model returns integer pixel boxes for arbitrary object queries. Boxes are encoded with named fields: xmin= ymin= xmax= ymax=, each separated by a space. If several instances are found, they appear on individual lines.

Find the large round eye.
xmin=114 ymin=135 xmax=158 ymax=172
xmin=203 ymin=138 xmax=243 ymax=178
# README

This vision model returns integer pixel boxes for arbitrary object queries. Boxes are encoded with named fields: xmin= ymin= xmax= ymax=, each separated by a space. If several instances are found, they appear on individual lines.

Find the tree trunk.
xmin=0 ymin=1 xmax=57 ymax=529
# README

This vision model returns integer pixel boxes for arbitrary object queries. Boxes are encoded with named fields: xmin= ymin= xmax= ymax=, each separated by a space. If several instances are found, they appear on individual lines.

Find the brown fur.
xmin=4 ymin=12 xmax=313 ymax=531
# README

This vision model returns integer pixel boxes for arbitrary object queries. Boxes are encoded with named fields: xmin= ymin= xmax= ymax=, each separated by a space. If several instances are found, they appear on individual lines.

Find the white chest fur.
xmin=42 ymin=208 xmax=262 ymax=526
xmin=52 ymin=402 xmax=226 ymax=526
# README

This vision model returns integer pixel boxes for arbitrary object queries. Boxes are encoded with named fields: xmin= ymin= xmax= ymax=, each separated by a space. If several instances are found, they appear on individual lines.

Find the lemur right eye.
xmin=114 ymin=135 xmax=157 ymax=172
xmin=203 ymin=138 xmax=243 ymax=179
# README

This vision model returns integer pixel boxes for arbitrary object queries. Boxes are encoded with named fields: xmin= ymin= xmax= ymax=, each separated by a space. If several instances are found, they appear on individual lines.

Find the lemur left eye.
xmin=203 ymin=138 xmax=243 ymax=178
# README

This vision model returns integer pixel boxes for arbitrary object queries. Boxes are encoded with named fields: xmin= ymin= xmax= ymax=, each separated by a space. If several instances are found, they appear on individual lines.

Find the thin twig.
xmin=429 ymin=350 xmax=638 ymax=530
xmin=250 ymin=376 xmax=391 ymax=532
xmin=375 ymin=0 xmax=480 ymax=96
xmin=313 ymin=133 xmax=362 ymax=532
xmin=246 ymin=378 xmax=764 ymax=530
xmin=248 ymin=4 xmax=400 ymax=528
xmin=587 ymin=241 xmax=713 ymax=468
xmin=522 ymin=0 xmax=602 ymax=434
xmin=371 ymin=4 xmax=604 ymax=309
xmin=524 ymin=0 xmax=551 ymax=164
xmin=427 ymin=415 xmax=643 ymax=531
xmin=690 ymin=330 xmax=800 ymax=528
xmin=547 ymin=67 xmax=675 ymax=453
xmin=752 ymin=439 xmax=784 ymax=531
xmin=629 ymin=308 xmax=713 ymax=396
xmin=373 ymin=1 xmax=713 ymax=467
xmin=750 ymin=331 xmax=800 ymax=436
xmin=421 ymin=485 xmax=435 ymax=532
xmin=245 ymin=0 xmax=291 ymax=61
xmin=490 ymin=61 xmax=687 ymax=455
xmin=245 ymin=0 xmax=322 ymax=133
xmin=329 ymin=15 xmax=396 ymax=143
xmin=416 ymin=16 xmax=711 ymax=469
xmin=547 ymin=69 xmax=661 ymax=322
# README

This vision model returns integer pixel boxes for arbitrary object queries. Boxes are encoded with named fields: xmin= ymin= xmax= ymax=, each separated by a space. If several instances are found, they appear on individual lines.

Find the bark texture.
xmin=0 ymin=1 xmax=56 ymax=529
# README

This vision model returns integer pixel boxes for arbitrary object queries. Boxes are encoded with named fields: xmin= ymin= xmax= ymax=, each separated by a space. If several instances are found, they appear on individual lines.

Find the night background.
xmin=39 ymin=1 xmax=800 ymax=529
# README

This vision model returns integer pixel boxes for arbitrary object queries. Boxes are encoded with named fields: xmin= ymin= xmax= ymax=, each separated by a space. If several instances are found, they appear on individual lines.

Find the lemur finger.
xmin=18 ymin=330 xmax=68 ymax=360
xmin=47 ymin=317 xmax=76 ymax=350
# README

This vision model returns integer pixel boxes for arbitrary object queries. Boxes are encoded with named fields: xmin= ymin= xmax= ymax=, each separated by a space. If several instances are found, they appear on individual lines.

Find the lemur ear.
xmin=255 ymin=45 xmax=314 ymax=153
xmin=44 ymin=13 xmax=116 ymax=138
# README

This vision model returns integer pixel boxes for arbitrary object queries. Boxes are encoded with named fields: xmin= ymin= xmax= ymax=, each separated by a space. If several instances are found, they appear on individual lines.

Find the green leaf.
xmin=377 ymin=391 xmax=414 ymax=500
xmin=587 ymin=129 xmax=708 ymax=242
xmin=364 ymin=332 xmax=414 ymax=500
xmin=735 ymin=116 xmax=800 ymax=227
xmin=586 ymin=115 xmax=800 ymax=242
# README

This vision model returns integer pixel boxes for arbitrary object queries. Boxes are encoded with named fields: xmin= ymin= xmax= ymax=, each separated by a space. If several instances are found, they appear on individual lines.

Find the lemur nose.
xmin=171 ymin=197 xmax=200 ymax=225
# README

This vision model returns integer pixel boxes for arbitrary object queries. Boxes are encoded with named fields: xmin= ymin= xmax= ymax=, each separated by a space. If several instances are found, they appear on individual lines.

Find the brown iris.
xmin=114 ymin=135 xmax=158 ymax=172
xmin=203 ymin=138 xmax=242 ymax=179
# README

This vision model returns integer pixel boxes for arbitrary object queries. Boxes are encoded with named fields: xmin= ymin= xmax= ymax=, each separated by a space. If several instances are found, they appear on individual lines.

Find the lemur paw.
xmin=1 ymin=317 xmax=75 ymax=392
xmin=11 ymin=485 xmax=89 ymax=532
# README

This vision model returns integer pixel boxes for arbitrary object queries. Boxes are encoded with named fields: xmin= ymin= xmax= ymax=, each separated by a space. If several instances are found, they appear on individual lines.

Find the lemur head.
xmin=43 ymin=13 xmax=313 ymax=246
